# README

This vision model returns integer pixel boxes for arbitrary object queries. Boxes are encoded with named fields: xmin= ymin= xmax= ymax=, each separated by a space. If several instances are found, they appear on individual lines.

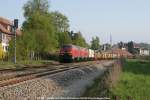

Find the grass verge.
xmin=82 ymin=59 xmax=150 ymax=100
xmin=109 ymin=59 xmax=150 ymax=100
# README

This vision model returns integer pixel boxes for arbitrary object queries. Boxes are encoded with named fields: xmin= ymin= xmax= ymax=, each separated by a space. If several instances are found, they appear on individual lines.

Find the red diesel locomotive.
xmin=59 ymin=44 xmax=89 ymax=62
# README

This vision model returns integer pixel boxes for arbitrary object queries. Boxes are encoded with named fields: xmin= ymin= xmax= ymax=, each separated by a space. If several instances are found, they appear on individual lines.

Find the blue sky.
xmin=0 ymin=0 xmax=150 ymax=44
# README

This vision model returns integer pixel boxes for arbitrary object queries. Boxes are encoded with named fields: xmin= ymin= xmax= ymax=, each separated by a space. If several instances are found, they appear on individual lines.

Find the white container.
xmin=88 ymin=49 xmax=95 ymax=58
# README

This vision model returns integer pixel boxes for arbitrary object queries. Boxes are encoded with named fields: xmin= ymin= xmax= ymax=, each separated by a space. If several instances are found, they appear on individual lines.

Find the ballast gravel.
xmin=0 ymin=61 xmax=114 ymax=100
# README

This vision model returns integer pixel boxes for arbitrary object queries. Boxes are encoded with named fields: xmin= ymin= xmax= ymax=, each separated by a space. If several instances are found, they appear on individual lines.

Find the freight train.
xmin=59 ymin=44 xmax=118 ymax=62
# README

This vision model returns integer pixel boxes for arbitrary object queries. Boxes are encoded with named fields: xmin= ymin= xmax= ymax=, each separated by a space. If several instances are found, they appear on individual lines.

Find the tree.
xmin=10 ymin=0 xmax=58 ymax=59
xmin=50 ymin=11 xmax=69 ymax=33
xmin=50 ymin=11 xmax=70 ymax=48
xmin=23 ymin=12 xmax=57 ymax=52
xmin=9 ymin=11 xmax=58 ymax=60
xmin=22 ymin=0 xmax=58 ymax=57
xmin=8 ymin=0 xmax=73 ymax=61
xmin=91 ymin=36 xmax=100 ymax=50
xmin=23 ymin=0 xmax=49 ymax=18
xmin=127 ymin=41 xmax=135 ymax=54
xmin=118 ymin=41 xmax=124 ymax=49
xmin=58 ymin=32 xmax=72 ymax=47
xmin=71 ymin=31 xmax=88 ymax=47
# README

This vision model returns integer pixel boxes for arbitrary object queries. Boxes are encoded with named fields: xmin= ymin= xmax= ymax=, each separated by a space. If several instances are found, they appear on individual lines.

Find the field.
xmin=110 ymin=59 xmax=150 ymax=100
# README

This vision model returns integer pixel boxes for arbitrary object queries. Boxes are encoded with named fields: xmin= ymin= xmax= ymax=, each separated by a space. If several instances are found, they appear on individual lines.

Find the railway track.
xmin=0 ymin=61 xmax=98 ymax=74
xmin=0 ymin=61 xmax=95 ymax=73
xmin=0 ymin=63 xmax=61 ymax=74
xmin=0 ymin=61 xmax=99 ymax=87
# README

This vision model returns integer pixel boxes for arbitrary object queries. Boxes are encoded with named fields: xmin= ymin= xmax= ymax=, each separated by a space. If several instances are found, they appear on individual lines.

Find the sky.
xmin=0 ymin=0 xmax=150 ymax=44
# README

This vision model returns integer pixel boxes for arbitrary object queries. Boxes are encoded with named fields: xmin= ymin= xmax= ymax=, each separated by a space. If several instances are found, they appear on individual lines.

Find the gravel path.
xmin=0 ymin=61 xmax=114 ymax=100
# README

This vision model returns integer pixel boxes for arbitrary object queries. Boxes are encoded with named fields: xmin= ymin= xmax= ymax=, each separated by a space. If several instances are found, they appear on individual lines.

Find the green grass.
xmin=110 ymin=60 xmax=150 ymax=100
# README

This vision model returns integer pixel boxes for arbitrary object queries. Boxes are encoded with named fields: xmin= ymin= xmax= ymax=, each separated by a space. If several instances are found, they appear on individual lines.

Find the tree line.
xmin=8 ymin=0 xmax=100 ymax=61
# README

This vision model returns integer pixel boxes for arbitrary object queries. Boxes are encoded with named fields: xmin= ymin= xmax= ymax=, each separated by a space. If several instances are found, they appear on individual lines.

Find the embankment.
xmin=82 ymin=60 xmax=122 ymax=99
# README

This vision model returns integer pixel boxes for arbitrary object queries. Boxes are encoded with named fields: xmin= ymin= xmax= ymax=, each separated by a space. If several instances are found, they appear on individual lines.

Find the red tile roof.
xmin=0 ymin=17 xmax=13 ymax=26
xmin=0 ymin=23 xmax=11 ymax=34
xmin=107 ymin=48 xmax=133 ymax=57
xmin=0 ymin=17 xmax=22 ymax=35
xmin=112 ymin=48 xmax=133 ymax=57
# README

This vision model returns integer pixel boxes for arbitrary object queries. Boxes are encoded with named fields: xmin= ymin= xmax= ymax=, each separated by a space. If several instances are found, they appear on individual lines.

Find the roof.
xmin=0 ymin=17 xmax=22 ymax=35
xmin=107 ymin=48 xmax=133 ymax=57
xmin=0 ymin=17 xmax=13 ymax=26
xmin=140 ymin=48 xmax=149 ymax=50
xmin=0 ymin=23 xmax=11 ymax=34
xmin=133 ymin=43 xmax=140 ymax=48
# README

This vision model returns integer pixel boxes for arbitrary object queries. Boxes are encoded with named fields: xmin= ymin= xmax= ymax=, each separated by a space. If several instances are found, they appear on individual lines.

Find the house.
xmin=139 ymin=48 xmax=150 ymax=56
xmin=133 ymin=43 xmax=150 ymax=56
xmin=0 ymin=17 xmax=21 ymax=52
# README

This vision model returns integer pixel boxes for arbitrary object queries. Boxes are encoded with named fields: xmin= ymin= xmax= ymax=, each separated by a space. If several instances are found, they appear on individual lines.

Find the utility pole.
xmin=13 ymin=19 xmax=18 ymax=64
